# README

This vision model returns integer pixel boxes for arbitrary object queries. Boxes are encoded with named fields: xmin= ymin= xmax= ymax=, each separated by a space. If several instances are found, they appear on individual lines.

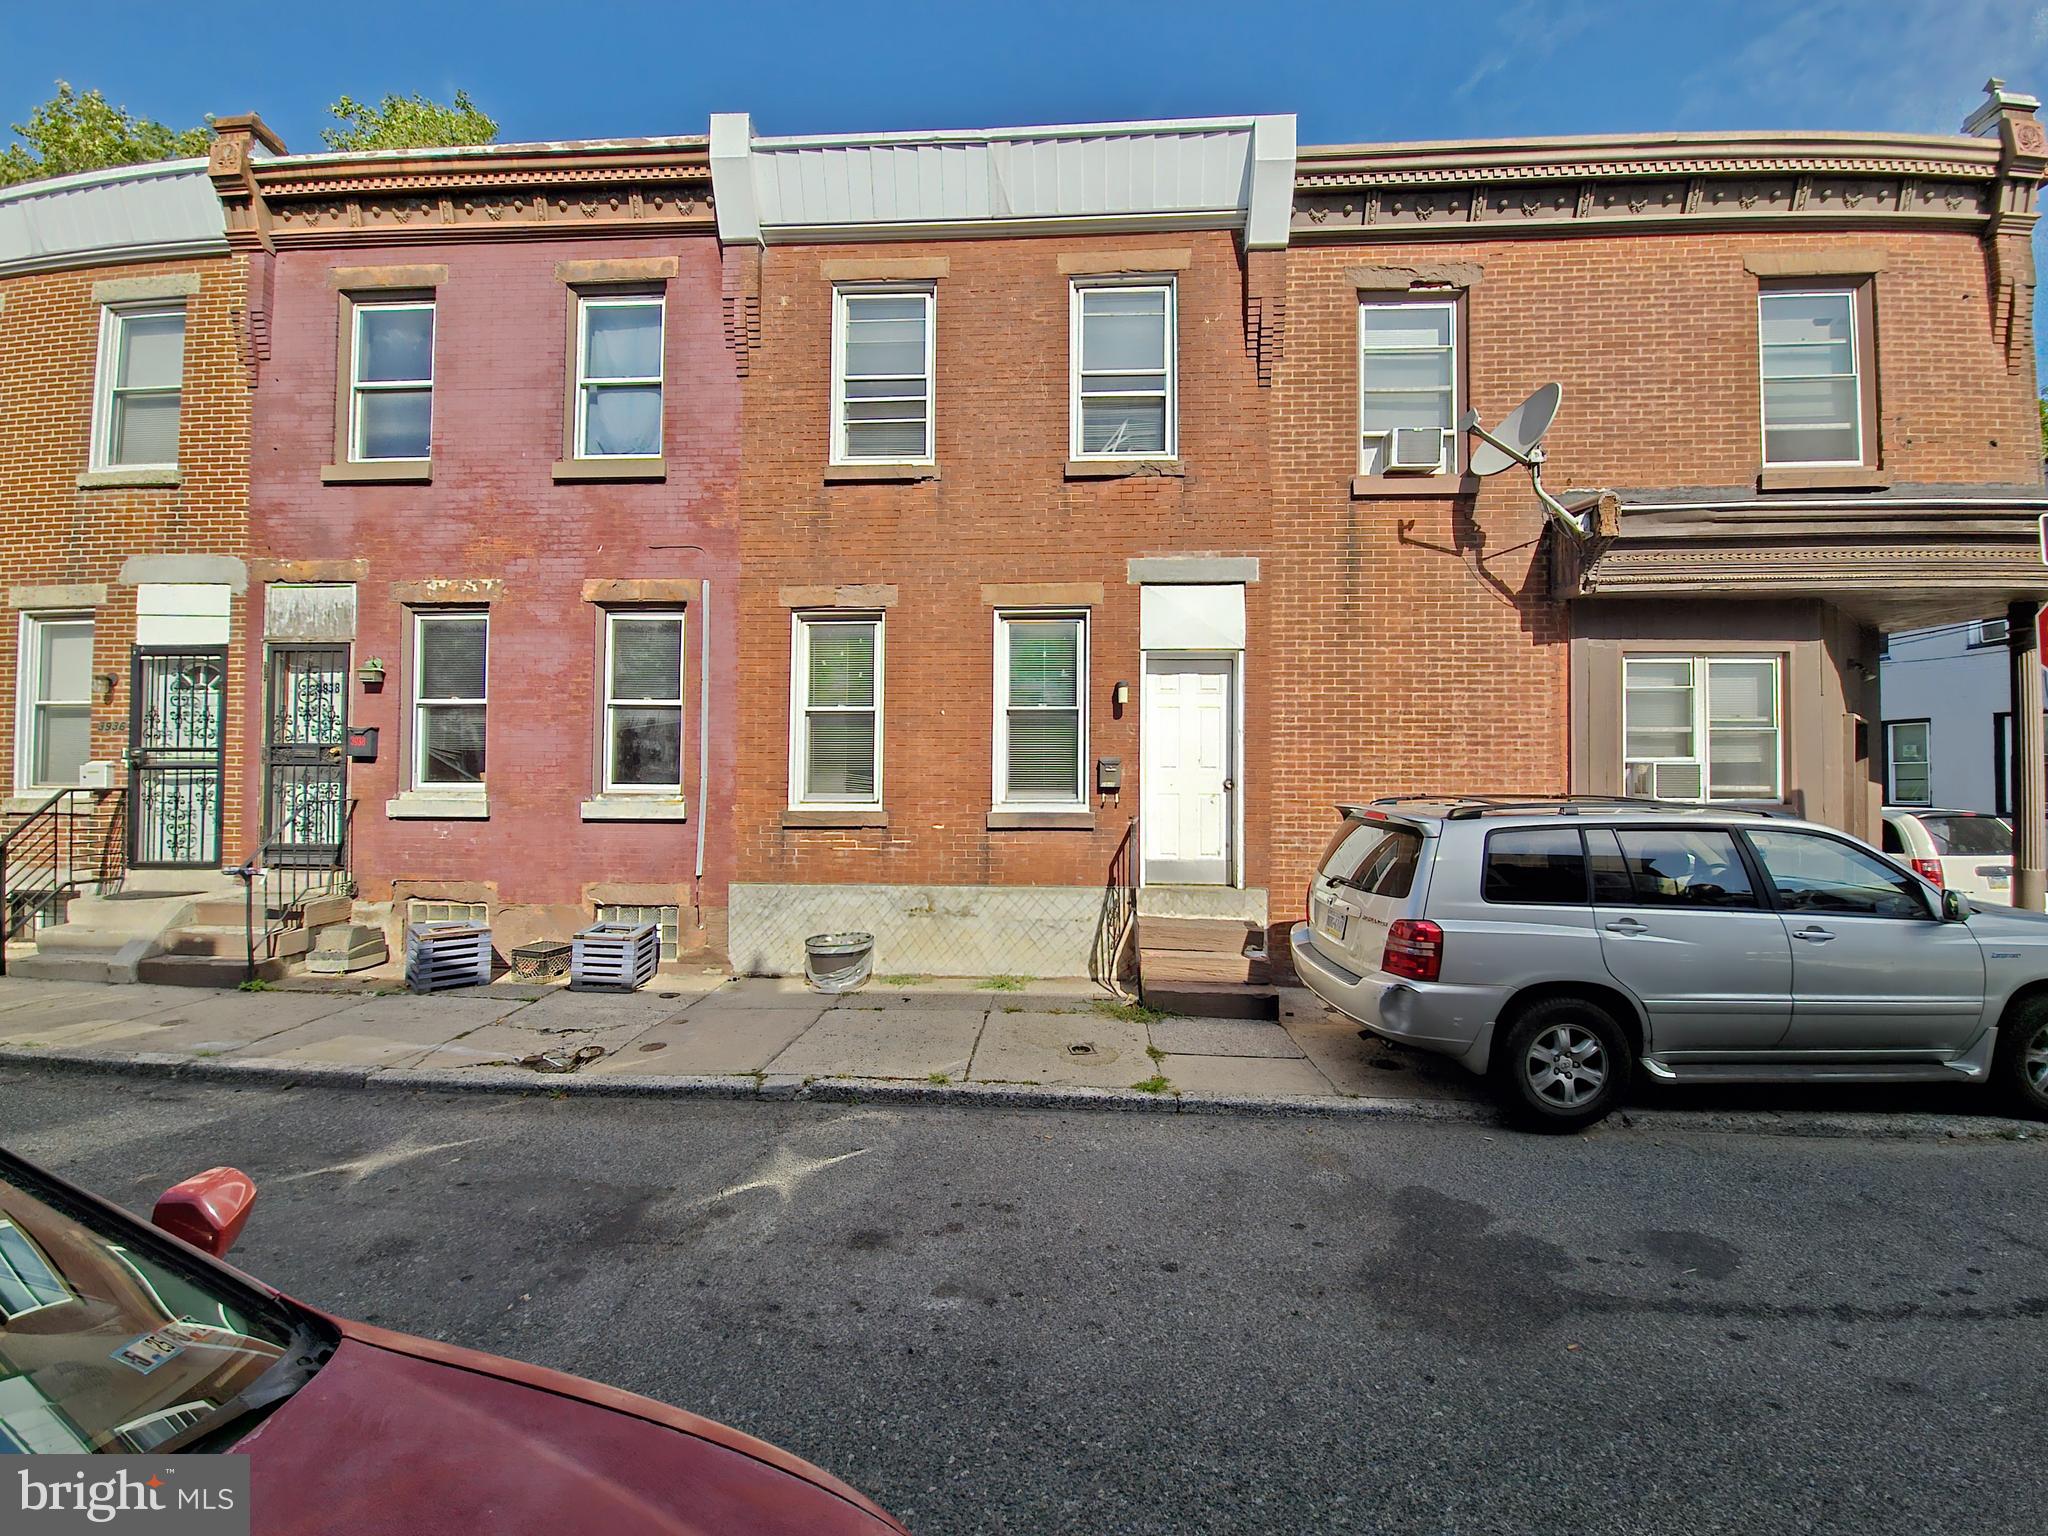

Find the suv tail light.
xmin=1382 ymin=918 xmax=1444 ymax=982
xmin=1910 ymin=857 xmax=1944 ymax=888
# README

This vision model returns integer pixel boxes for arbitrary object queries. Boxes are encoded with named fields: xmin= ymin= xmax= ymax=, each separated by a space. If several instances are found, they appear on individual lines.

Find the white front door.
xmin=1143 ymin=655 xmax=1235 ymax=884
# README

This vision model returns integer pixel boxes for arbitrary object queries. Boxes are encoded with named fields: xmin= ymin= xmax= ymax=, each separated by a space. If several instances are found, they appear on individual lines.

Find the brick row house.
xmin=6 ymin=84 xmax=2046 ymax=1000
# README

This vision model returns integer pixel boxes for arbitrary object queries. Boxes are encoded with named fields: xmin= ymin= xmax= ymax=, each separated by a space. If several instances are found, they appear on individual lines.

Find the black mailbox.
xmin=346 ymin=726 xmax=379 ymax=761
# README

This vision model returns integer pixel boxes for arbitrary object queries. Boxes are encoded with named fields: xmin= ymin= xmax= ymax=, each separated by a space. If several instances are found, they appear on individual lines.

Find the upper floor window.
xmin=14 ymin=613 xmax=93 ymax=791
xmin=413 ymin=610 xmax=486 ymax=788
xmin=575 ymin=293 xmax=664 ymax=459
xmin=349 ymin=299 xmax=435 ymax=462
xmin=604 ymin=610 xmax=684 ymax=794
xmin=1758 ymin=287 xmax=1868 ymax=468
xmin=791 ymin=615 xmax=881 ymax=808
xmin=832 ymin=288 xmax=933 ymax=463
xmin=92 ymin=305 xmax=184 ymax=470
xmin=1622 ymin=654 xmax=1781 ymax=803
xmin=995 ymin=612 xmax=1087 ymax=809
xmin=1359 ymin=299 xmax=1457 ymax=476
xmin=1071 ymin=280 xmax=1175 ymax=459
xmin=1970 ymin=618 xmax=2011 ymax=648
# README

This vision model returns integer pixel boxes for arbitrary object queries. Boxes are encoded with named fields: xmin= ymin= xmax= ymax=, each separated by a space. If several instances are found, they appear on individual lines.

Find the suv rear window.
xmin=1918 ymin=815 xmax=2011 ymax=857
xmin=1482 ymin=828 xmax=1588 ymax=905
xmin=1318 ymin=815 xmax=1423 ymax=899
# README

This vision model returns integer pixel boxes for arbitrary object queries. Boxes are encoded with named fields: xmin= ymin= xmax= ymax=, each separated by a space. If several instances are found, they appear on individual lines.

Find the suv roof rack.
xmin=1364 ymin=794 xmax=1787 ymax=821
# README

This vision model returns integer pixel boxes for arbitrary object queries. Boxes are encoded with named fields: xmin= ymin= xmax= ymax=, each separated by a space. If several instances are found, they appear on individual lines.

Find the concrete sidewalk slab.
xmin=399 ymin=1014 xmax=663 ymax=1072
xmin=581 ymin=1007 xmax=826 ymax=1077
xmin=230 ymin=992 xmax=529 ymax=1067
xmin=510 ymin=990 xmax=693 ymax=1033
xmin=0 ymin=985 xmax=204 ymax=1046
xmin=1149 ymin=1017 xmax=1306 ymax=1059
xmin=765 ymin=1004 xmax=986 ymax=1081
xmin=969 ymin=1010 xmax=1152 ymax=1089
xmin=31 ymin=989 xmax=368 ymax=1059
xmin=696 ymin=978 xmax=830 ymax=1008
xmin=1159 ymin=1052 xmax=1336 ymax=1098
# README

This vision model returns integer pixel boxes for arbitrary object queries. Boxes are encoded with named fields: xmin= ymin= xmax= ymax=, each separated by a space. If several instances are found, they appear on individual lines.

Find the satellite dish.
xmin=1468 ymin=383 xmax=1561 ymax=477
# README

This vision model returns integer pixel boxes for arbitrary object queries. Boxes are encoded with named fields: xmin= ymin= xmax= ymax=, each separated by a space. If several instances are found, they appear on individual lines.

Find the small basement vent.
xmin=597 ymin=903 xmax=679 ymax=960
xmin=408 ymin=899 xmax=488 ymax=928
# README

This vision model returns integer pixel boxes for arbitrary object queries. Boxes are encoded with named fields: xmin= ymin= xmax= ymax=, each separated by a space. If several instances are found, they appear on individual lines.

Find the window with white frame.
xmin=604 ymin=610 xmax=684 ymax=793
xmin=16 ymin=614 xmax=93 ymax=791
xmin=995 ymin=612 xmax=1086 ymax=807
xmin=1759 ymin=288 xmax=1863 ymax=467
xmin=349 ymin=298 xmax=435 ymax=461
xmin=1623 ymin=655 xmax=1782 ymax=802
xmin=833 ymin=288 xmax=933 ymax=462
xmin=596 ymin=903 xmax=680 ymax=959
xmin=791 ymin=616 xmax=881 ymax=806
xmin=1071 ymin=281 xmax=1175 ymax=458
xmin=1886 ymin=721 xmax=1932 ymax=806
xmin=1359 ymin=298 xmax=1457 ymax=475
xmin=92 ymin=305 xmax=185 ymax=470
xmin=412 ymin=611 xmax=486 ymax=787
xmin=576 ymin=292 xmax=664 ymax=458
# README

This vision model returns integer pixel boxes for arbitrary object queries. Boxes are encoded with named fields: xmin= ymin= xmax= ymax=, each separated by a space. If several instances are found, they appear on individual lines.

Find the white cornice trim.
xmin=0 ymin=236 xmax=226 ymax=280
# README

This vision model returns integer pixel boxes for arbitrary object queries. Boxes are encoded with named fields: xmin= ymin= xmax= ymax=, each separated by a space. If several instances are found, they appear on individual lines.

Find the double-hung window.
xmin=1071 ymin=281 xmax=1175 ymax=459
xmin=604 ymin=610 xmax=684 ymax=794
xmin=575 ymin=293 xmax=664 ymax=458
xmin=413 ymin=611 xmax=487 ymax=788
xmin=92 ymin=305 xmax=185 ymax=470
xmin=832 ymin=288 xmax=934 ymax=462
xmin=16 ymin=614 xmax=93 ymax=790
xmin=1759 ymin=288 xmax=1865 ymax=467
xmin=1359 ymin=299 xmax=1458 ymax=475
xmin=1886 ymin=721 xmax=1932 ymax=807
xmin=995 ymin=613 xmax=1086 ymax=808
xmin=1622 ymin=655 xmax=1782 ymax=802
xmin=349 ymin=298 xmax=435 ymax=462
xmin=791 ymin=616 xmax=881 ymax=807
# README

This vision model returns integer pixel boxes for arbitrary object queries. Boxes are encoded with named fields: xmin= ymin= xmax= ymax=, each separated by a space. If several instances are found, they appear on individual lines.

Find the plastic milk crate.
xmin=405 ymin=921 xmax=493 ymax=992
xmin=571 ymin=921 xmax=660 ymax=991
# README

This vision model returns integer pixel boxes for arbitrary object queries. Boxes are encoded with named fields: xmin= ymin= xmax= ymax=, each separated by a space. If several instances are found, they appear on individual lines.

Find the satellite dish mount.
xmin=1461 ymin=383 xmax=1589 ymax=539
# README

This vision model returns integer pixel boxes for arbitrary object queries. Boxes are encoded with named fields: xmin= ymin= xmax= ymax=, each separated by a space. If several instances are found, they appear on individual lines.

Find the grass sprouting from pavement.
xmin=1097 ymin=999 xmax=1166 ymax=1025
xmin=977 ymin=975 xmax=1027 ymax=992
xmin=877 ymin=973 xmax=933 ymax=987
xmin=1130 ymin=1074 xmax=1172 ymax=1095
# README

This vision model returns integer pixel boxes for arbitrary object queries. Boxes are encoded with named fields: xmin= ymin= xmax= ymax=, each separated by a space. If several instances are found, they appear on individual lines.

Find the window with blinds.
xmin=1071 ymin=281 xmax=1175 ymax=459
xmin=93 ymin=305 xmax=185 ymax=470
xmin=1622 ymin=655 xmax=1781 ymax=803
xmin=996 ymin=613 xmax=1086 ymax=807
xmin=792 ymin=616 xmax=881 ymax=806
xmin=18 ymin=614 xmax=93 ymax=789
xmin=413 ymin=611 xmax=487 ymax=788
xmin=605 ymin=611 xmax=684 ymax=793
xmin=833 ymin=288 xmax=933 ymax=462
xmin=1758 ymin=288 xmax=1864 ymax=467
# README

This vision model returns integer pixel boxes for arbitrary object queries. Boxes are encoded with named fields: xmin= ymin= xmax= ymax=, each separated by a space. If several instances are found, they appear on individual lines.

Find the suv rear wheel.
xmin=1493 ymin=995 xmax=1633 ymax=1133
xmin=1993 ymin=995 xmax=2048 ymax=1120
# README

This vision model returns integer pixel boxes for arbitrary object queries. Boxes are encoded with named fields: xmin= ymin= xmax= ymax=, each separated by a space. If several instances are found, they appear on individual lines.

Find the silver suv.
xmin=1289 ymin=796 xmax=2048 ymax=1132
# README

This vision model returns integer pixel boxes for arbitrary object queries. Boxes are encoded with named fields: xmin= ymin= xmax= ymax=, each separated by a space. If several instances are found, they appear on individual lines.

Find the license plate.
xmin=1985 ymin=869 xmax=2010 ymax=887
xmin=1315 ymin=901 xmax=1347 ymax=940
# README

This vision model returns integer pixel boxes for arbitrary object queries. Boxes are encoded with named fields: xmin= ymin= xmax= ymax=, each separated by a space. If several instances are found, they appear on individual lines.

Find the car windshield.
xmin=1918 ymin=815 xmax=2012 ymax=857
xmin=0 ymin=1170 xmax=294 ymax=1453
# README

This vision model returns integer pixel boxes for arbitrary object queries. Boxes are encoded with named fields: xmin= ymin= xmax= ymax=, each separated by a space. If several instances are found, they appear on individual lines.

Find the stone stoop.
xmin=1135 ymin=897 xmax=1278 ymax=1020
xmin=8 ymin=873 xmax=242 ymax=984
xmin=137 ymin=889 xmax=357 ymax=988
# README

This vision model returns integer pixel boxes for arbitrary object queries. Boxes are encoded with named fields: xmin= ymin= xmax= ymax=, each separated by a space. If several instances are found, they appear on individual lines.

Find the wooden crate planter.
xmin=571 ymin=921 xmax=659 ymax=991
xmin=405 ymin=921 xmax=492 ymax=992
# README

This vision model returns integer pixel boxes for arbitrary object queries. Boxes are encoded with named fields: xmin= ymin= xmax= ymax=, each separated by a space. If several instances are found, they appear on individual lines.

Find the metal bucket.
xmin=805 ymin=931 xmax=874 ymax=993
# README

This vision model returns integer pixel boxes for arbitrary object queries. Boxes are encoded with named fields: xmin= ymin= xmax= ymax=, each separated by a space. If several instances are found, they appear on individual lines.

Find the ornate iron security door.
xmin=129 ymin=648 xmax=227 ymax=868
xmin=262 ymin=645 xmax=348 ymax=868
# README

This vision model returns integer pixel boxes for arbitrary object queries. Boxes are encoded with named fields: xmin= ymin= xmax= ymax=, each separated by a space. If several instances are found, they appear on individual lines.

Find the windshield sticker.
xmin=110 ymin=1320 xmax=223 ymax=1375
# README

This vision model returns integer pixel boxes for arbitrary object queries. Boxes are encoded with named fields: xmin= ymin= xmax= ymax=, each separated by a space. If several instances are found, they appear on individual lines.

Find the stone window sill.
xmin=387 ymin=792 xmax=488 ymax=820
xmin=554 ymin=457 xmax=667 ymax=482
xmin=324 ymin=460 xmax=433 ymax=485
xmin=1351 ymin=473 xmax=1478 ymax=499
xmin=77 ymin=467 xmax=180 ymax=490
xmin=581 ymin=795 xmax=687 ymax=821
xmin=1757 ymin=465 xmax=1890 ymax=492
xmin=782 ymin=808 xmax=889 ymax=829
xmin=986 ymin=808 xmax=1096 ymax=830
xmin=1066 ymin=458 xmax=1184 ymax=480
xmin=824 ymin=463 xmax=940 ymax=484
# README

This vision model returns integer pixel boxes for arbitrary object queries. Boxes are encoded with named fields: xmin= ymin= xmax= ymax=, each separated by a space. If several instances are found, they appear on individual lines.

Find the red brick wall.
xmin=1268 ymin=225 xmax=2045 ymax=933
xmin=245 ymin=234 xmax=740 ymax=944
xmin=0 ymin=254 xmax=251 ymax=858
xmin=733 ymin=231 xmax=1273 ymax=896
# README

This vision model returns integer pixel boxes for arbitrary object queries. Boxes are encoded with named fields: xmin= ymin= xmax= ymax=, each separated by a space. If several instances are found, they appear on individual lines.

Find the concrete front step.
xmin=154 ymin=924 xmax=311 ymax=961
xmin=1136 ymin=915 xmax=1257 ymax=954
xmin=7 ymin=951 xmax=130 ymax=984
xmin=1141 ymin=979 xmax=1280 ymax=1020
xmin=134 ymin=953 xmax=291 ymax=988
xmin=1139 ymin=948 xmax=1272 ymax=985
xmin=1135 ymin=885 xmax=1268 ymax=923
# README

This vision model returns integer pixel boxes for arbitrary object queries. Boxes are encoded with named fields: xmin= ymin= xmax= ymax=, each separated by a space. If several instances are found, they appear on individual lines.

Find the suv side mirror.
xmin=153 ymin=1167 xmax=257 ymax=1257
xmin=1941 ymin=888 xmax=1972 ymax=923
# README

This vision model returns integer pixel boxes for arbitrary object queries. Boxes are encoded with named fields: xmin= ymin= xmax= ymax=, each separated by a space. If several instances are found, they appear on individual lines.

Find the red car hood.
xmin=235 ymin=1321 xmax=905 ymax=1535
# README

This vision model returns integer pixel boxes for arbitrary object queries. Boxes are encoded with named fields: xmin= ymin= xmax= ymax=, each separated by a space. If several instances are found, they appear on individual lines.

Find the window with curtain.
xmin=793 ymin=616 xmax=880 ymax=806
xmin=1359 ymin=299 xmax=1457 ymax=475
xmin=833 ymin=289 xmax=933 ymax=462
xmin=18 ymin=615 xmax=93 ymax=790
xmin=413 ymin=611 xmax=486 ymax=787
xmin=997 ymin=613 xmax=1086 ymax=806
xmin=1072 ymin=282 xmax=1174 ymax=458
xmin=93 ymin=306 xmax=185 ymax=469
xmin=577 ymin=293 xmax=664 ymax=458
xmin=1886 ymin=721 xmax=1932 ymax=806
xmin=1759 ymin=288 xmax=1863 ymax=466
xmin=350 ymin=299 xmax=435 ymax=461
xmin=605 ymin=611 xmax=684 ymax=793
xmin=1622 ymin=655 xmax=1781 ymax=802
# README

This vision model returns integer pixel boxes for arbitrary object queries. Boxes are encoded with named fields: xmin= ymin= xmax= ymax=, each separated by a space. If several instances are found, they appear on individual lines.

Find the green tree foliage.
xmin=321 ymin=90 xmax=498 ymax=152
xmin=0 ymin=82 xmax=212 ymax=188
xmin=2039 ymin=389 xmax=2047 ymax=461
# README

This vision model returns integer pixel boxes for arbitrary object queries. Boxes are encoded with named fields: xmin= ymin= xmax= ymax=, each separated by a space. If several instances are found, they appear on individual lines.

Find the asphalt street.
xmin=4 ymin=1069 xmax=2044 ymax=1535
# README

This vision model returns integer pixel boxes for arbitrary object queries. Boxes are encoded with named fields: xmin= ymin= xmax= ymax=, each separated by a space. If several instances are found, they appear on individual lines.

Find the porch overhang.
xmin=1552 ymin=485 xmax=2048 ymax=631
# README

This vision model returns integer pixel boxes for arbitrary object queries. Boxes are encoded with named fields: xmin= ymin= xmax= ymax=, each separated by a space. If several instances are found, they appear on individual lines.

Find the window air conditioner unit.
xmin=1386 ymin=427 xmax=1446 ymax=473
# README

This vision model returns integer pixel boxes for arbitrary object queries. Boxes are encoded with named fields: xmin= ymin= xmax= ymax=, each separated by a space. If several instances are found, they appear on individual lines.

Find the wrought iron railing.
xmin=0 ymin=787 xmax=127 ymax=976
xmin=1090 ymin=815 xmax=1139 ymax=997
xmin=223 ymin=798 xmax=360 ymax=978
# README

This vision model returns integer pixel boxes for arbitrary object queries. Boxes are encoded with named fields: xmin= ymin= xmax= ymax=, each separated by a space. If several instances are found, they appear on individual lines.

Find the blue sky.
xmin=8 ymin=0 xmax=2048 ymax=355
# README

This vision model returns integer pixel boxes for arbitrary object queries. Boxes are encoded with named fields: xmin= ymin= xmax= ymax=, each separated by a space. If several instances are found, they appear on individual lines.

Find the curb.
xmin=3 ymin=1044 xmax=2041 ymax=1142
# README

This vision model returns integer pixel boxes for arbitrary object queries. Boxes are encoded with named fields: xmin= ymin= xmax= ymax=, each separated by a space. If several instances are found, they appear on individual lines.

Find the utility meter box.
xmin=1097 ymin=756 xmax=1122 ymax=793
